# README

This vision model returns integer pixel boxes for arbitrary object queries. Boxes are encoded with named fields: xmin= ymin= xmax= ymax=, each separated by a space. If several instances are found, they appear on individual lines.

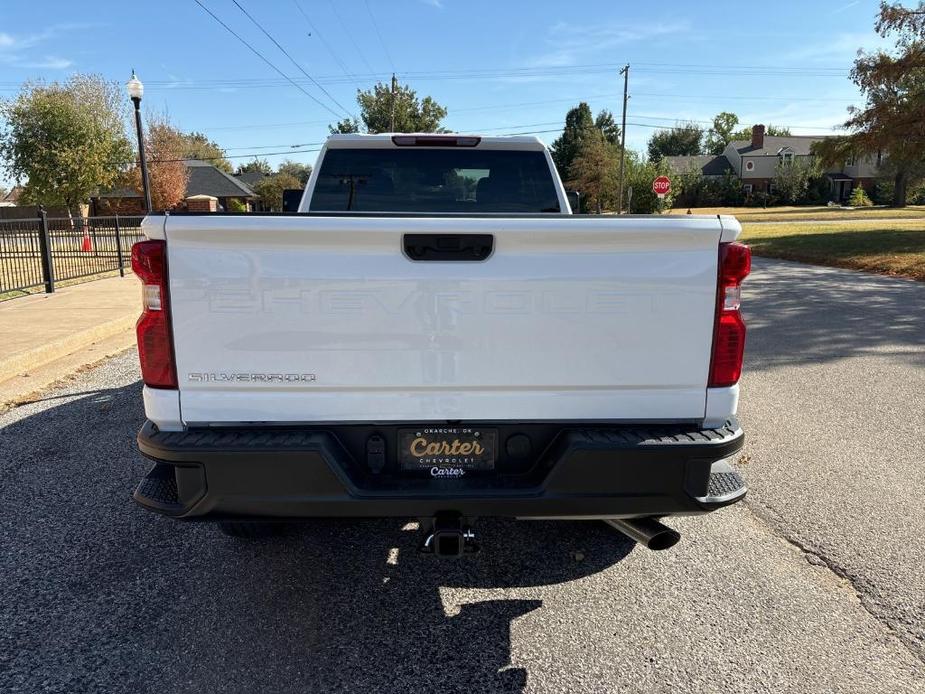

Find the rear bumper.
xmin=134 ymin=419 xmax=746 ymax=520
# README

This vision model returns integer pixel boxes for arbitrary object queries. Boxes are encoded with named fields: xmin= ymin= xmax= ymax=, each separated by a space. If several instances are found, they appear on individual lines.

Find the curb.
xmin=0 ymin=314 xmax=137 ymax=384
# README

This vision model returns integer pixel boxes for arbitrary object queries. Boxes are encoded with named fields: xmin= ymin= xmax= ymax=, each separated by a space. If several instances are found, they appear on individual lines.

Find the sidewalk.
xmin=0 ymin=275 xmax=140 ymax=406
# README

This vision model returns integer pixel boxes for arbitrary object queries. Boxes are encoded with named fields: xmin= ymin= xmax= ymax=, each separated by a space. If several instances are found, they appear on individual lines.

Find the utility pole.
xmin=390 ymin=73 xmax=397 ymax=132
xmin=617 ymin=64 xmax=629 ymax=214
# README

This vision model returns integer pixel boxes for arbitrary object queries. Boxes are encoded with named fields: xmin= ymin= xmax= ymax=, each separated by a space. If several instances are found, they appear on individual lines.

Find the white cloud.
xmin=0 ymin=25 xmax=82 ymax=70
xmin=833 ymin=0 xmax=861 ymax=14
xmin=20 ymin=56 xmax=74 ymax=70
xmin=525 ymin=20 xmax=690 ymax=69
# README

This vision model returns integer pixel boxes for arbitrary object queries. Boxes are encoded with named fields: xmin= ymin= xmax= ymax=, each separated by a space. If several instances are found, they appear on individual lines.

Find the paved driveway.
xmin=1 ymin=259 xmax=923 ymax=693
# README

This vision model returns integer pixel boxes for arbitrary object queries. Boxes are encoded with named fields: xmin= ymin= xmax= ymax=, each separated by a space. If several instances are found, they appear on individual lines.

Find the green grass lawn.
xmin=670 ymin=205 xmax=925 ymax=223
xmin=740 ymin=219 xmax=925 ymax=281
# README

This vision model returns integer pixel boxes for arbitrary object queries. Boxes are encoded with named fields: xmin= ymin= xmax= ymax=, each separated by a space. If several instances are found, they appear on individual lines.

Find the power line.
xmin=326 ymin=0 xmax=377 ymax=76
xmin=188 ymin=117 xmax=845 ymax=158
xmin=364 ymin=0 xmax=396 ymax=73
xmin=206 ymin=117 xmax=333 ymax=131
xmin=229 ymin=0 xmax=352 ymax=117
xmin=291 ymin=0 xmax=362 ymax=92
xmin=632 ymin=60 xmax=849 ymax=73
xmin=191 ymin=0 xmax=344 ymax=119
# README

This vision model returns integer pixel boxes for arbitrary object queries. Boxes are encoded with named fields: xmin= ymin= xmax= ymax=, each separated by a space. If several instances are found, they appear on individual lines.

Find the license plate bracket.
xmin=398 ymin=427 xmax=498 ymax=473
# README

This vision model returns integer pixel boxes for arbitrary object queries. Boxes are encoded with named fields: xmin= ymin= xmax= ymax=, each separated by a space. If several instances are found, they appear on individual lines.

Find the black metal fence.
xmin=0 ymin=211 xmax=145 ymax=296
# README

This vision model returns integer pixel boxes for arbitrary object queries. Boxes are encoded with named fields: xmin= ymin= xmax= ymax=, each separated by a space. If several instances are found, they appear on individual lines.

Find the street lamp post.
xmin=126 ymin=70 xmax=152 ymax=213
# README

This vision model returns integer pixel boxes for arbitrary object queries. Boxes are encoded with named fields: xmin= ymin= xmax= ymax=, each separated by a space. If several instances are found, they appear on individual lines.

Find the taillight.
xmin=709 ymin=242 xmax=751 ymax=387
xmin=131 ymin=240 xmax=177 ymax=389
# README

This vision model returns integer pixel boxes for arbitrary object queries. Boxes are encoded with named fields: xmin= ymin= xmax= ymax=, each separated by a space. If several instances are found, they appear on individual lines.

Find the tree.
xmin=550 ymin=103 xmax=596 ymax=178
xmin=330 ymin=78 xmax=448 ymax=134
xmin=624 ymin=154 xmax=675 ymax=213
xmin=731 ymin=124 xmax=792 ymax=140
xmin=132 ymin=113 xmax=189 ymax=211
xmin=565 ymin=130 xmax=618 ymax=212
xmin=773 ymin=158 xmax=816 ymax=203
xmin=595 ymin=109 xmax=621 ymax=146
xmin=705 ymin=112 xmax=740 ymax=154
xmin=330 ymin=117 xmax=361 ymax=134
xmin=646 ymin=122 xmax=704 ymax=160
xmin=180 ymin=131 xmax=231 ymax=173
xmin=814 ymin=1 xmax=925 ymax=206
xmin=849 ymin=186 xmax=874 ymax=206
xmin=235 ymin=158 xmax=272 ymax=176
xmin=254 ymin=173 xmax=301 ymax=211
xmin=0 ymin=74 xmax=132 ymax=215
xmin=276 ymin=160 xmax=312 ymax=185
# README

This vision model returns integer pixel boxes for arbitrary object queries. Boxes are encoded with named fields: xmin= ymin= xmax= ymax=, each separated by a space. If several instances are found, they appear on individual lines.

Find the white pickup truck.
xmin=131 ymin=133 xmax=749 ymax=555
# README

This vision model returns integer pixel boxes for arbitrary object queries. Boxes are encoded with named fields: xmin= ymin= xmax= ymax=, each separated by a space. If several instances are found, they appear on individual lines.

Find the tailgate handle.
xmin=403 ymin=234 xmax=493 ymax=261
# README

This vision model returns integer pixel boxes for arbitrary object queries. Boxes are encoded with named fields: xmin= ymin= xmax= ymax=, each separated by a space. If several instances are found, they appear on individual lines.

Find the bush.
xmin=227 ymin=198 xmax=246 ymax=213
xmin=624 ymin=154 xmax=674 ymax=213
xmin=872 ymin=179 xmax=894 ymax=205
xmin=908 ymin=181 xmax=925 ymax=205
xmin=848 ymin=186 xmax=873 ymax=207
xmin=801 ymin=176 xmax=832 ymax=205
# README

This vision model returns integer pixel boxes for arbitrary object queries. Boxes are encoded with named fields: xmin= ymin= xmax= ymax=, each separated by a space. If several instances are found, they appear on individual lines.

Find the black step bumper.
xmin=134 ymin=419 xmax=746 ymax=520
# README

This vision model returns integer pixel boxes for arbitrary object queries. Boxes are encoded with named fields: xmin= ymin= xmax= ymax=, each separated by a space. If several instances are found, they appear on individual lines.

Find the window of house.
xmin=876 ymin=150 xmax=883 ymax=167
xmin=845 ymin=153 xmax=856 ymax=166
xmin=743 ymin=184 xmax=753 ymax=194
xmin=745 ymin=160 xmax=755 ymax=172
xmin=780 ymin=152 xmax=794 ymax=164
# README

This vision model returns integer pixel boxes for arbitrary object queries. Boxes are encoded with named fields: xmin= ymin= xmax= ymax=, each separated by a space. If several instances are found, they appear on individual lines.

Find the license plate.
xmin=398 ymin=427 xmax=497 ymax=473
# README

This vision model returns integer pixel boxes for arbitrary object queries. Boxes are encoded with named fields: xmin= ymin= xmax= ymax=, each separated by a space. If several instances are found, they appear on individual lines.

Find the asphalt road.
xmin=1 ymin=259 xmax=924 ymax=693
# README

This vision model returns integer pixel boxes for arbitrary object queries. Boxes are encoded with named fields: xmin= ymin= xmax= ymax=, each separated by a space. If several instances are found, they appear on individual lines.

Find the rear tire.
xmin=217 ymin=521 xmax=284 ymax=539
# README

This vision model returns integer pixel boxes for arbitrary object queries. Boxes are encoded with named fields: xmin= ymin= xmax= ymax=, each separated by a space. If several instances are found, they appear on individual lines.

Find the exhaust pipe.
xmin=605 ymin=517 xmax=680 ymax=551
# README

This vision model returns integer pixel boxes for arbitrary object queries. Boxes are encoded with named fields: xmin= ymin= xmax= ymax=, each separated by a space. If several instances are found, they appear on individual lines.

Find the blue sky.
xmin=0 ymin=0 xmax=890 ymax=185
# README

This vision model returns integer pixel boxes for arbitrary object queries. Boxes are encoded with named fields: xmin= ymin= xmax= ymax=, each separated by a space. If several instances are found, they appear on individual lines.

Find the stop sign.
xmin=652 ymin=176 xmax=671 ymax=197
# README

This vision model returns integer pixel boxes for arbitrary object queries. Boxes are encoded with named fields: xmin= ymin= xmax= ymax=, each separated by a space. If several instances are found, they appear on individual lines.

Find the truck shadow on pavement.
xmin=744 ymin=258 xmax=925 ymax=371
xmin=0 ymin=377 xmax=635 ymax=694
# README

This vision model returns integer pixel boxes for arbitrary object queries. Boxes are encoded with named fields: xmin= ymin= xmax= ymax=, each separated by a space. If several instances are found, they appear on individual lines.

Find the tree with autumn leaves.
xmin=132 ymin=113 xmax=190 ymax=211
xmin=815 ymin=1 xmax=925 ymax=206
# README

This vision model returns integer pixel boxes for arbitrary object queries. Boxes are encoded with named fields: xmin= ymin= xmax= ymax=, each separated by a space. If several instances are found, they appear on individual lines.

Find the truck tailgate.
xmin=163 ymin=215 xmax=725 ymax=425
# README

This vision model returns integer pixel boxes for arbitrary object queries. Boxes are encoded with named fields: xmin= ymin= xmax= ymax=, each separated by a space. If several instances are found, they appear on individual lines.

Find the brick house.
xmin=91 ymin=160 xmax=257 ymax=214
xmin=665 ymin=124 xmax=882 ymax=202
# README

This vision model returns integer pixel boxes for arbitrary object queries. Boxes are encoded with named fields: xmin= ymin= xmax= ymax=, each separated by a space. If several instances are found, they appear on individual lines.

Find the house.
xmin=665 ymin=124 xmax=882 ymax=202
xmin=663 ymin=154 xmax=732 ymax=179
xmin=91 ymin=160 xmax=257 ymax=214
xmin=234 ymin=170 xmax=267 ymax=188
xmin=184 ymin=160 xmax=256 ymax=211
xmin=0 ymin=186 xmax=22 ymax=207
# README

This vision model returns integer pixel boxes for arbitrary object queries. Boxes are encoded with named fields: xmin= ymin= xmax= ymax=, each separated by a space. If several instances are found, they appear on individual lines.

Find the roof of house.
xmin=0 ymin=186 xmax=22 ymax=204
xmin=95 ymin=161 xmax=256 ymax=200
xmin=234 ymin=171 xmax=267 ymax=187
xmin=663 ymin=154 xmax=732 ymax=177
xmin=731 ymin=135 xmax=825 ymax=157
xmin=186 ymin=160 xmax=255 ymax=198
xmin=96 ymin=186 xmax=141 ymax=199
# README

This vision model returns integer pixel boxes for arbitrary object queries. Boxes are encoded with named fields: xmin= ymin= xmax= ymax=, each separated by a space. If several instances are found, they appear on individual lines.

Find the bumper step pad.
xmin=696 ymin=461 xmax=747 ymax=507
xmin=134 ymin=464 xmax=183 ymax=513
